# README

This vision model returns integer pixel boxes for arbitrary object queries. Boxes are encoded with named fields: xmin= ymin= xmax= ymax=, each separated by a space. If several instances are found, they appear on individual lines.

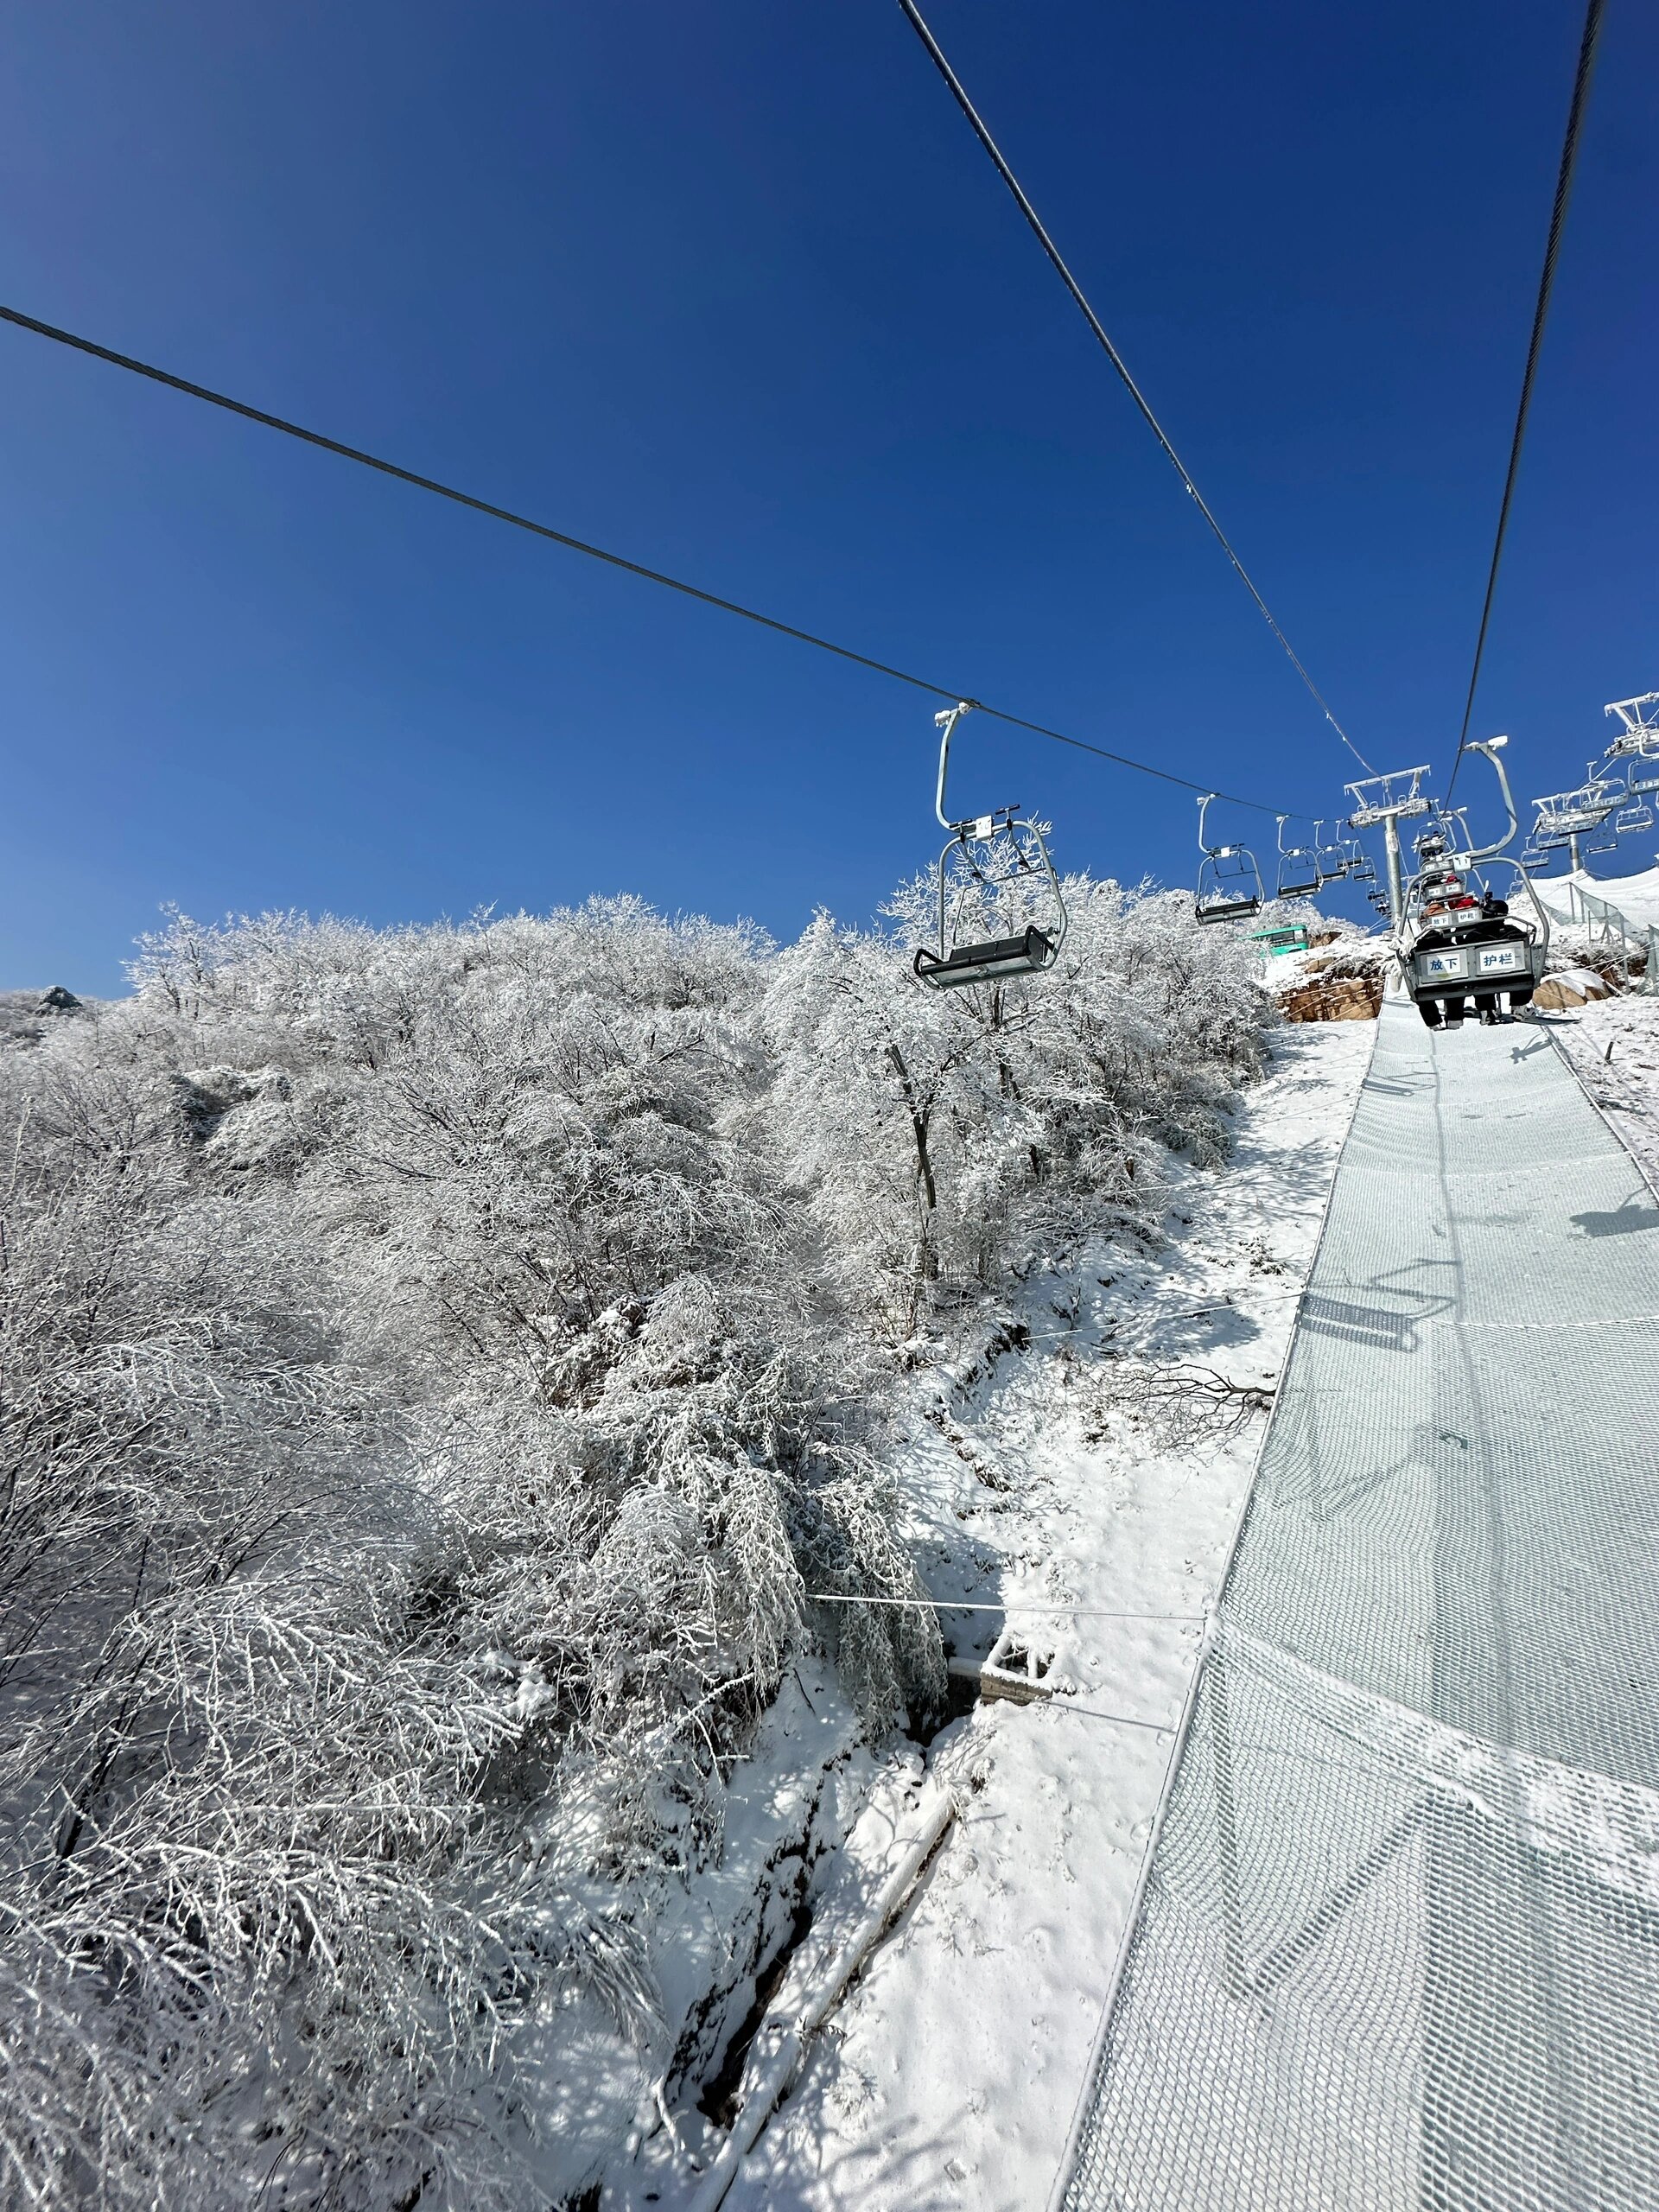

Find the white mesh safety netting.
xmin=1059 ymin=1001 xmax=1659 ymax=2212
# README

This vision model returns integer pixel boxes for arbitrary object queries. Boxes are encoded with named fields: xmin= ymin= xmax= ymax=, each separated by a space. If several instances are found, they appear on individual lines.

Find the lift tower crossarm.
xmin=1344 ymin=768 xmax=1433 ymax=931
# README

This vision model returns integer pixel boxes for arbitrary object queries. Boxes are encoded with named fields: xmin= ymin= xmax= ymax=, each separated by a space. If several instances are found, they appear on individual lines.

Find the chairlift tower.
xmin=1344 ymin=767 xmax=1432 ymax=929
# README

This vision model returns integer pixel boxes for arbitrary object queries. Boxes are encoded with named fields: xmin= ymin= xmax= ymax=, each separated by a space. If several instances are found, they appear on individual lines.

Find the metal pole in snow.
xmin=1383 ymin=812 xmax=1405 ymax=931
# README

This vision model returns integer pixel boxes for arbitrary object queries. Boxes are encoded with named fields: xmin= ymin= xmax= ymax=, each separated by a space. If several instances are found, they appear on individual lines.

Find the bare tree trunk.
xmin=886 ymin=1046 xmax=937 ymax=1214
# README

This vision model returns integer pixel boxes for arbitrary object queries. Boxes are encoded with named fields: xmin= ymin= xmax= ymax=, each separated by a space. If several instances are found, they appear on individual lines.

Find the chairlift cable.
xmin=1445 ymin=0 xmax=1605 ymax=808
xmin=808 ymin=1595 xmax=1205 ymax=1620
xmin=0 ymin=302 xmax=1304 ymax=820
xmin=894 ymin=0 xmax=1372 ymax=774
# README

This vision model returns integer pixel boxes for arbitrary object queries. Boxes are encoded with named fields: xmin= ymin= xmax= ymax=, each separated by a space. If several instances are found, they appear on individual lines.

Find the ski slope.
xmin=1058 ymin=999 xmax=1659 ymax=2212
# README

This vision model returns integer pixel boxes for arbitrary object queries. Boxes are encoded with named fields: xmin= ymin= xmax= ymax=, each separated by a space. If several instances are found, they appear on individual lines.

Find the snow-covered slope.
xmin=1536 ymin=861 xmax=1659 ymax=932
xmin=0 ymin=885 xmax=1292 ymax=2212
xmin=1553 ymin=991 xmax=1659 ymax=1191
xmin=628 ymin=1017 xmax=1373 ymax=2212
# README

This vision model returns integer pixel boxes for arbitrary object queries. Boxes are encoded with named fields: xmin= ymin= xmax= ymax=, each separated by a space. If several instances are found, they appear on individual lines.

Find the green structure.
xmin=1250 ymin=923 xmax=1309 ymax=957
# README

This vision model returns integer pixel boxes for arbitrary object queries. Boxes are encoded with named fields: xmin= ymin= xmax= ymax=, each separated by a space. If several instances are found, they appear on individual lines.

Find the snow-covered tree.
xmin=0 ymin=878 xmax=1265 ymax=2207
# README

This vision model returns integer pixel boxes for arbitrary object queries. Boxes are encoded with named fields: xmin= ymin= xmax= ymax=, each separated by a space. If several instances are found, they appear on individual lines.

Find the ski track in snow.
xmin=632 ymin=1016 xmax=1375 ymax=2212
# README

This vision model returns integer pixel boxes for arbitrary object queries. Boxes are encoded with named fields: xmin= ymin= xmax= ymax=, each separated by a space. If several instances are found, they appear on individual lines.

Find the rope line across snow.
xmin=807 ymin=1596 xmax=1204 ymax=1620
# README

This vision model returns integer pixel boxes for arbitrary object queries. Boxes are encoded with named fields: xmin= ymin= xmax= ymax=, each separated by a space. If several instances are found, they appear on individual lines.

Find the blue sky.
xmin=3 ymin=0 xmax=1655 ymax=991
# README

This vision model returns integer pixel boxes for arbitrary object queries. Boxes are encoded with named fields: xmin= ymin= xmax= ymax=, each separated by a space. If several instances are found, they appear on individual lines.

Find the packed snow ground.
xmin=1553 ymin=990 xmax=1659 ymax=1192
xmin=619 ymin=1016 xmax=1375 ymax=2212
xmin=1531 ymin=859 xmax=1659 ymax=1184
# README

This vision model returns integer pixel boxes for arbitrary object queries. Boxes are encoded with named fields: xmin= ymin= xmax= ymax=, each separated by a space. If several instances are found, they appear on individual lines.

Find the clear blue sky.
xmin=3 ymin=1 xmax=1655 ymax=991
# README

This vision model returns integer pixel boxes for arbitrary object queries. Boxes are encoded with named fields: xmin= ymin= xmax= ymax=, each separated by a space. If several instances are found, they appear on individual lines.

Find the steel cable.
xmin=894 ymin=0 xmax=1371 ymax=774
xmin=0 ymin=300 xmax=1294 ymax=818
xmin=1445 ymin=0 xmax=1605 ymax=806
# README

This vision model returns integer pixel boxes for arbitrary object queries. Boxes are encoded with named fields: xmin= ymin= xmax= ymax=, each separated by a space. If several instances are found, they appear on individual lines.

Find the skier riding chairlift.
xmin=912 ymin=702 xmax=1068 ymax=990
xmin=1411 ymin=868 xmax=1488 ymax=1028
xmin=1401 ymin=741 xmax=1548 ymax=1029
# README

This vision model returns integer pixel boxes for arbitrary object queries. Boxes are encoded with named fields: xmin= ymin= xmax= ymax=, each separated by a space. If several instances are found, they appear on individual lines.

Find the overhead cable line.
xmin=1445 ymin=0 xmax=1605 ymax=807
xmin=0 ymin=301 xmax=1297 ymax=817
xmin=894 ymin=0 xmax=1372 ymax=776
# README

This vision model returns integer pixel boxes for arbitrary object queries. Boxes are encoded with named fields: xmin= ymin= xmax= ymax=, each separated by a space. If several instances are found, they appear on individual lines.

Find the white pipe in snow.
xmin=686 ymin=1783 xmax=957 ymax=2212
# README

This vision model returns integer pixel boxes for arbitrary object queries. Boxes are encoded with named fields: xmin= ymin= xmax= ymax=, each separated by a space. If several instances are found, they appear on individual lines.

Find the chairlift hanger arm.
xmin=1455 ymin=737 xmax=1519 ymax=863
xmin=934 ymin=700 xmax=977 ymax=830
xmin=1198 ymin=792 xmax=1252 ymax=858
xmin=934 ymin=698 xmax=1026 ymax=841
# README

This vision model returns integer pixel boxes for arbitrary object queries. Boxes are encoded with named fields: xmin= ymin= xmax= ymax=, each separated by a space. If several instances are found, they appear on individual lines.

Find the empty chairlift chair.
xmin=1194 ymin=794 xmax=1265 ymax=924
xmin=1274 ymin=815 xmax=1323 ymax=900
xmin=1611 ymin=697 xmax=1659 ymax=799
xmin=1608 ymin=722 xmax=1659 ymax=813
xmin=1313 ymin=820 xmax=1351 ymax=884
xmin=1343 ymin=836 xmax=1377 ymax=886
xmin=912 ymin=702 xmax=1067 ymax=990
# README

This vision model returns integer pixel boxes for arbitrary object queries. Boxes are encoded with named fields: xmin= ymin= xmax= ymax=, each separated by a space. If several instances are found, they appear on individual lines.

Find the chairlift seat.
xmin=913 ymin=924 xmax=1058 ymax=990
xmin=1195 ymin=890 xmax=1262 ymax=925
xmin=1194 ymin=809 xmax=1266 ymax=925
xmin=1404 ymin=904 xmax=1547 ymax=1009
xmin=1276 ymin=871 xmax=1321 ymax=899
xmin=1409 ymin=931 xmax=1545 ymax=1001
xmin=912 ymin=704 xmax=1069 ymax=994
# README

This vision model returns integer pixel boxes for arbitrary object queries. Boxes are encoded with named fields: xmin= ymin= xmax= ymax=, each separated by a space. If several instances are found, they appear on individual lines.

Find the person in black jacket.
xmin=1470 ymin=890 xmax=1533 ymax=1024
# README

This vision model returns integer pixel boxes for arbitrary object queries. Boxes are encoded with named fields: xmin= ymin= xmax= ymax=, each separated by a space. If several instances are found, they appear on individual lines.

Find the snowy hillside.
xmin=1539 ymin=861 xmax=1659 ymax=932
xmin=656 ymin=1018 xmax=1374 ymax=2210
xmin=0 ymin=878 xmax=1295 ymax=2211
xmin=1555 ymin=990 xmax=1659 ymax=1190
